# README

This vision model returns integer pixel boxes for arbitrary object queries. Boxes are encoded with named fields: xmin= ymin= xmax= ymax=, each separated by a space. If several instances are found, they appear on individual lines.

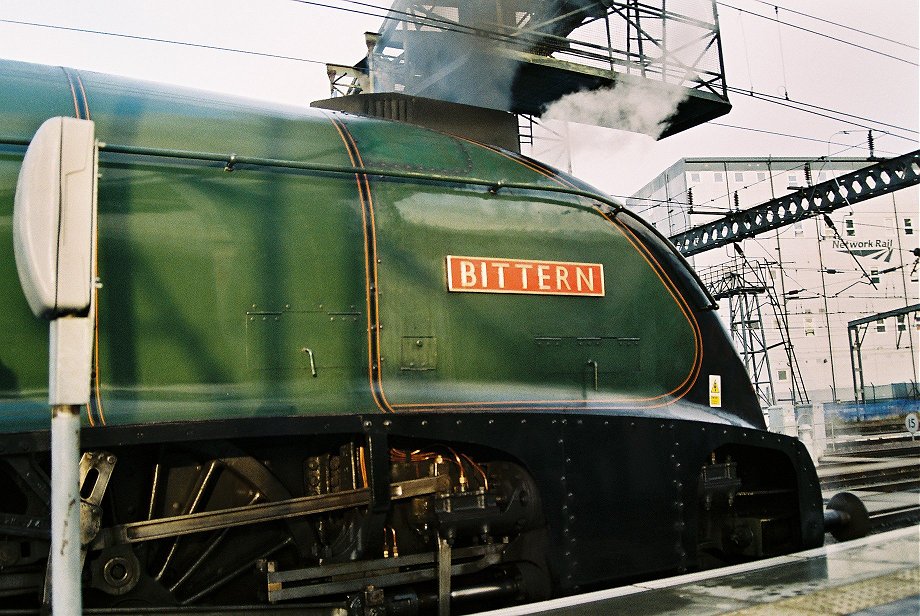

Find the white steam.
xmin=540 ymin=79 xmax=688 ymax=139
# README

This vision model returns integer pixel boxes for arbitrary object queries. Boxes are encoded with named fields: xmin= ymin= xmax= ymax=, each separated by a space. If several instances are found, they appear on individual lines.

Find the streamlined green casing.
xmin=0 ymin=59 xmax=718 ymax=432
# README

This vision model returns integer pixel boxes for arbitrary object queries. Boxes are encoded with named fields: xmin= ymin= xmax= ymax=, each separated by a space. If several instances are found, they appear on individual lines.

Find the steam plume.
xmin=541 ymin=79 xmax=689 ymax=139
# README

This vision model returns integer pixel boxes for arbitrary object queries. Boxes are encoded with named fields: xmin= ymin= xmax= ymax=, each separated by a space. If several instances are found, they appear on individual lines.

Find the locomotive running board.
xmin=90 ymin=475 xmax=451 ymax=550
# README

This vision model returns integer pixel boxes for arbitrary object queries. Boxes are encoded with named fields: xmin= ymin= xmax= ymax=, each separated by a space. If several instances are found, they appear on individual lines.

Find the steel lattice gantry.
xmin=670 ymin=150 xmax=920 ymax=256
xmin=848 ymin=304 xmax=920 ymax=404
xmin=320 ymin=0 xmax=732 ymax=138
xmin=698 ymin=263 xmax=775 ymax=407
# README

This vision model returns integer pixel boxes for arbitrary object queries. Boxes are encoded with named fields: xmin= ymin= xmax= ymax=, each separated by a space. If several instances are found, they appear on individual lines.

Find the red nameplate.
xmin=446 ymin=256 xmax=605 ymax=297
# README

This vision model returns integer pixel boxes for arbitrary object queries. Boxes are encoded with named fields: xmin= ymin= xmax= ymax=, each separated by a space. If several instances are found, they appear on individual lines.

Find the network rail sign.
xmin=446 ymin=255 xmax=605 ymax=297
xmin=833 ymin=238 xmax=895 ymax=262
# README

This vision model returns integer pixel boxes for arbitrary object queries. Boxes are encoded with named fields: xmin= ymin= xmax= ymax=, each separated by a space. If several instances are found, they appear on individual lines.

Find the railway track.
xmin=817 ymin=424 xmax=920 ymax=533
xmin=818 ymin=457 xmax=920 ymax=493
xmin=869 ymin=501 xmax=920 ymax=531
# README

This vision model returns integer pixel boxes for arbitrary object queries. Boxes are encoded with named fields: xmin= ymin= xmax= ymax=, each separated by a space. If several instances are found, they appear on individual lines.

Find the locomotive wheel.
xmin=87 ymin=442 xmax=310 ymax=607
xmin=0 ymin=456 xmax=52 ymax=604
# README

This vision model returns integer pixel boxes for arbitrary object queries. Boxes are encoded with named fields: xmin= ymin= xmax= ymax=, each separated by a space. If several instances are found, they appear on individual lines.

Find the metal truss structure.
xmin=698 ymin=259 xmax=774 ymax=407
xmin=698 ymin=254 xmax=809 ymax=408
xmin=325 ymin=0 xmax=731 ymax=138
xmin=848 ymin=304 xmax=920 ymax=404
xmin=518 ymin=115 xmax=572 ymax=172
xmin=670 ymin=150 xmax=920 ymax=256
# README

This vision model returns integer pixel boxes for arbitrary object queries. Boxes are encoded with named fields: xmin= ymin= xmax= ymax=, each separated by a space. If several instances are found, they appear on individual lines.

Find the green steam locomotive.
xmin=0 ymin=58 xmax=829 ymax=613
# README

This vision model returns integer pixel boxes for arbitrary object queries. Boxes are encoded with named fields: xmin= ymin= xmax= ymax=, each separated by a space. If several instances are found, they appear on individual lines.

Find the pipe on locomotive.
xmin=100 ymin=140 xmax=720 ymax=310
xmin=1 ymin=135 xmax=720 ymax=310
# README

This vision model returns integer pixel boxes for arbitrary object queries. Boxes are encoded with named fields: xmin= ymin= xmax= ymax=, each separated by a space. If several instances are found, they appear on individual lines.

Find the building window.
xmin=734 ymin=172 xmax=744 ymax=182
xmin=845 ymin=218 xmax=855 ymax=236
xmin=871 ymin=269 xmax=880 ymax=284
xmin=915 ymin=313 xmax=920 ymax=330
xmin=777 ymin=369 xmax=788 ymax=381
xmin=794 ymin=221 xmax=805 ymax=236
xmin=905 ymin=218 xmax=914 ymax=235
xmin=885 ymin=218 xmax=895 ymax=236
xmin=690 ymin=172 xmax=700 ymax=182
xmin=898 ymin=315 xmax=907 ymax=331
xmin=756 ymin=172 xmax=766 ymax=181
xmin=876 ymin=319 xmax=886 ymax=333
xmin=804 ymin=317 xmax=815 ymax=336
xmin=714 ymin=172 xmax=723 ymax=183
xmin=788 ymin=174 xmax=798 ymax=184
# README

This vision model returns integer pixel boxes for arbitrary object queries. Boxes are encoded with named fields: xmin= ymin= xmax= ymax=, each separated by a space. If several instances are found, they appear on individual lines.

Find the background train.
xmin=0 ymin=58 xmax=828 ymax=613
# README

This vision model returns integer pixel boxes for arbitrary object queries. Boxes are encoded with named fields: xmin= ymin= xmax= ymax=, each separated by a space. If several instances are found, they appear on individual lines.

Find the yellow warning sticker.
xmin=709 ymin=375 xmax=722 ymax=408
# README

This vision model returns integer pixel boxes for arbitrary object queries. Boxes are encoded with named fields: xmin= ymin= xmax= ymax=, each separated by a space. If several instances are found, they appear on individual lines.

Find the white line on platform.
xmin=471 ymin=526 xmax=920 ymax=616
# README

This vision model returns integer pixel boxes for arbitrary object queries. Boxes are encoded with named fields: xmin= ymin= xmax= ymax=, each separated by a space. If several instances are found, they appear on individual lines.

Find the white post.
xmin=50 ymin=404 xmax=82 ymax=615
xmin=12 ymin=117 xmax=97 ymax=615
xmin=812 ymin=402 xmax=827 ymax=462
xmin=47 ymin=314 xmax=93 ymax=615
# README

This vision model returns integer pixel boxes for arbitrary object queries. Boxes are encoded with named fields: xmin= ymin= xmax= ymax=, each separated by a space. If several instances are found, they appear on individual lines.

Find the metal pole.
xmin=814 ymin=216 xmax=838 ymax=401
xmin=12 ymin=116 xmax=97 ymax=616
xmin=848 ymin=325 xmax=861 ymax=404
xmin=51 ymin=404 xmax=82 ymax=615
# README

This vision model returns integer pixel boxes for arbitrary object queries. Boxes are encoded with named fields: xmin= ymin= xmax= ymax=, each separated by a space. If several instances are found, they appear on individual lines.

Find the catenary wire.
xmin=0 ymin=18 xmax=330 ymax=66
xmin=708 ymin=123 xmax=900 ymax=153
xmin=287 ymin=1 xmax=920 ymax=141
xmin=717 ymin=2 xmax=919 ymax=67
xmin=3 ymin=7 xmax=915 ymax=144
xmin=4 ymin=7 xmax=917 ymax=188
xmin=312 ymin=1 xmax=920 ymax=140
xmin=727 ymin=87 xmax=919 ymax=139
xmin=631 ymin=141 xmax=880 ymax=216
xmin=1 ymin=17 xmax=904 ymax=187
xmin=749 ymin=0 xmax=918 ymax=51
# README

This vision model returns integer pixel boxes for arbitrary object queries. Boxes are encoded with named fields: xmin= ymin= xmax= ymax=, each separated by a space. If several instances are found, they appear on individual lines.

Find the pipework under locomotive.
xmin=0 ymin=58 xmax=844 ymax=614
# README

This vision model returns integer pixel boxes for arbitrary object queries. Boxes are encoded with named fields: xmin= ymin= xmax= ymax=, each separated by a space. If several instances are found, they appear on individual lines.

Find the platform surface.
xmin=474 ymin=526 xmax=920 ymax=616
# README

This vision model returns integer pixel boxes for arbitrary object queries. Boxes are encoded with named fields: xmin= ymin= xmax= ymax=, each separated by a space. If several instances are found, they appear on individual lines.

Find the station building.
xmin=627 ymin=157 xmax=919 ymax=420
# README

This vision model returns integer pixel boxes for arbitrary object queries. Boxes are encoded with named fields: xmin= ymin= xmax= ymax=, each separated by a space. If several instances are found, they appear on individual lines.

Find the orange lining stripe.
xmin=326 ymin=116 xmax=382 ymax=411
xmin=610 ymin=218 xmax=703 ymax=399
xmin=508 ymin=147 xmax=703 ymax=404
xmin=346 ymin=129 xmax=395 ymax=412
xmin=387 ymin=139 xmax=703 ymax=411
xmin=318 ymin=123 xmax=703 ymax=412
xmin=323 ymin=114 xmax=392 ymax=413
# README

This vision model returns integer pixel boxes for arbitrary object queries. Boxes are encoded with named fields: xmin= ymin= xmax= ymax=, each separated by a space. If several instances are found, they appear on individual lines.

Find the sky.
xmin=0 ymin=0 xmax=916 ymax=196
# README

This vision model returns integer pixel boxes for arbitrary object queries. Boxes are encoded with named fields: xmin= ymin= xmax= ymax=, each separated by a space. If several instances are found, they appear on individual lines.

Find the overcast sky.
xmin=0 ymin=0 xmax=916 ymax=195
